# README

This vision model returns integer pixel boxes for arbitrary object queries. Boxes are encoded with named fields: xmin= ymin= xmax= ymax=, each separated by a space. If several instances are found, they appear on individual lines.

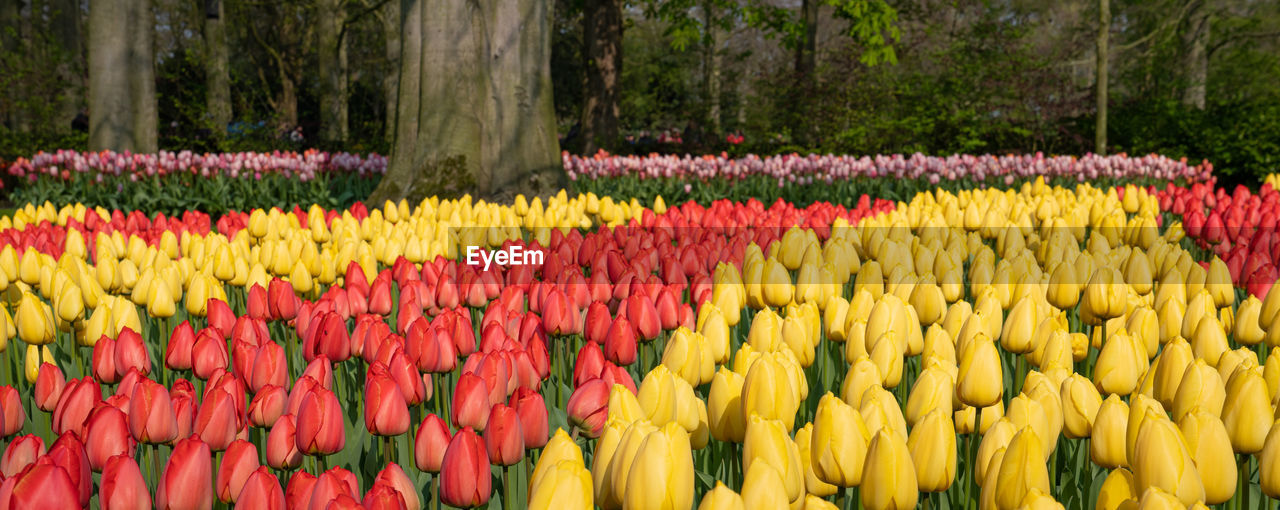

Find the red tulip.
xmin=268 ymin=279 xmax=299 ymax=321
xmin=0 ymin=386 xmax=24 ymax=437
xmin=47 ymin=433 xmax=92 ymax=507
xmin=484 ymin=404 xmax=524 ymax=466
xmin=172 ymin=391 xmax=198 ymax=442
xmin=369 ymin=276 xmax=394 ymax=317
xmin=439 ymin=427 xmax=491 ymax=508
xmin=195 ymin=388 xmax=239 ymax=452
xmin=307 ymin=468 xmax=360 ymax=510
xmin=625 ymin=294 xmax=661 ymax=340
xmin=387 ymin=351 xmax=427 ymax=406
xmin=413 ymin=323 xmax=456 ymax=374
xmin=156 ymin=437 xmax=213 ymax=510
xmin=300 ymin=357 xmax=335 ymax=391
xmin=216 ymin=440 xmax=260 ymax=503
xmin=0 ymin=462 xmax=78 ymax=510
xmin=604 ymin=315 xmax=638 ymax=366
xmin=249 ymin=384 xmax=288 ymax=429
xmin=85 ymin=405 xmax=135 ymax=472
xmin=541 ymin=289 xmax=578 ymax=336
xmin=101 ymin=455 xmax=152 ymax=510
xmin=307 ymin=312 xmax=351 ymax=364
xmin=434 ymin=274 xmax=460 ymax=311
xmin=372 ymin=463 xmax=419 ymax=510
xmin=34 ymin=362 xmax=65 ymax=412
xmin=361 ymin=483 xmax=407 ymax=510
xmin=574 ymin=341 xmax=606 ymax=388
xmin=296 ymin=388 xmax=345 ymax=456
xmin=439 ymin=309 xmax=476 ymax=357
xmin=1204 ymin=210 xmax=1226 ymax=244
xmin=250 ymin=342 xmax=288 ymax=393
xmin=364 ymin=372 xmax=411 ymax=436
xmin=206 ymin=300 xmax=236 ymax=339
xmin=247 ymin=284 xmax=270 ymax=321
xmin=324 ymin=494 xmax=364 ymax=510
xmin=93 ymin=336 xmax=120 ymax=385
xmin=192 ymin=328 xmax=230 ymax=380
xmin=167 ymin=321 xmax=197 ymax=371
xmin=235 ymin=467 xmax=285 ymax=510
xmin=130 ymin=378 xmax=178 ymax=444
xmin=266 ymin=414 xmax=302 ymax=470
xmin=114 ymin=327 xmax=152 ymax=377
xmin=510 ymin=387 xmax=549 ymax=449
xmin=451 ymin=373 xmax=491 ymax=431
xmin=285 ymin=471 xmax=318 ymax=510
xmin=600 ymin=362 xmax=638 ymax=394
xmin=53 ymin=377 xmax=100 ymax=437
xmin=1 ymin=435 xmax=45 ymax=478
xmin=567 ymin=378 xmax=610 ymax=437
xmin=655 ymin=287 xmax=681 ymax=330
xmin=414 ymin=414 xmax=451 ymax=473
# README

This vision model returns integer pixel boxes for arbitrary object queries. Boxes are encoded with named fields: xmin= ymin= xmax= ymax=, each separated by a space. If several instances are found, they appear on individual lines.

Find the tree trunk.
xmin=702 ymin=0 xmax=721 ymax=136
xmin=382 ymin=0 xmax=401 ymax=144
xmin=371 ymin=0 xmax=562 ymax=203
xmin=52 ymin=0 xmax=83 ymax=127
xmin=1182 ymin=4 xmax=1209 ymax=110
xmin=279 ymin=75 xmax=299 ymax=129
xmin=1095 ymin=0 xmax=1109 ymax=155
xmin=794 ymin=0 xmax=818 ymax=76
xmin=386 ymin=0 xmax=421 ymax=189
xmin=129 ymin=0 xmax=157 ymax=152
xmin=88 ymin=0 xmax=134 ymax=151
xmin=205 ymin=0 xmax=232 ymax=135
xmin=2 ymin=0 xmax=28 ymax=131
xmin=579 ymin=0 xmax=622 ymax=154
xmin=318 ymin=0 xmax=349 ymax=143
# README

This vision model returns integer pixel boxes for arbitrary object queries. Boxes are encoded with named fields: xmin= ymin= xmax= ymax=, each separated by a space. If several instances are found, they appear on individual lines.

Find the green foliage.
xmin=5 ymin=172 xmax=379 ymax=216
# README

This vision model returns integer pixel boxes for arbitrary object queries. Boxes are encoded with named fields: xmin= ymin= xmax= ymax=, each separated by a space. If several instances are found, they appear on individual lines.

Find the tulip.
xmin=810 ymin=392 xmax=870 ymax=488
xmin=307 ymin=468 xmax=360 ymax=510
xmin=484 ymin=403 xmax=524 ymax=466
xmin=1222 ymin=366 xmax=1270 ymax=454
xmin=528 ymin=458 xmax=593 ymax=510
xmin=994 ymin=427 xmax=1051 ymax=510
xmin=708 ymin=367 xmax=747 ymax=443
xmin=365 ymin=373 xmax=411 ymax=436
xmin=568 ymin=378 xmax=610 ymax=437
xmin=510 ymin=387 xmax=549 ymax=449
xmin=1132 ymin=410 xmax=1205 ymax=506
xmin=236 ymin=467 xmax=285 ymax=510
xmin=624 ymin=422 xmax=696 ymax=510
xmin=739 ymin=462 xmax=793 ymax=510
xmin=52 ymin=376 xmax=99 ymax=437
xmin=249 ymin=384 xmax=288 ymax=429
xmin=697 ymin=482 xmax=745 ymax=510
xmin=743 ymin=415 xmax=803 ymax=505
xmin=740 ymin=354 xmax=799 ymax=431
xmin=157 ymin=436 xmax=214 ymax=510
xmin=974 ymin=419 xmax=1015 ymax=487
xmin=794 ymin=423 xmax=838 ymax=498
xmin=34 ymin=361 xmax=65 ymax=412
xmin=0 ymin=386 xmax=24 ymax=436
xmin=908 ymin=408 xmax=956 ymax=492
xmin=1092 ymin=395 xmax=1129 ymax=469
xmin=85 ymin=405 xmax=135 ymax=471
xmin=1176 ymin=411 xmax=1235 ymax=504
xmin=194 ymin=387 xmax=239 ymax=451
xmin=102 ymin=455 xmax=153 ymax=510
xmin=861 ymin=428 xmax=917 ymax=510
xmin=1081 ymin=267 xmax=1126 ymax=325
xmin=114 ymin=327 xmax=151 ymax=377
xmin=452 ymin=373 xmax=491 ymax=431
xmin=129 ymin=378 xmax=177 ymax=444
xmin=957 ymin=333 xmax=1003 ymax=408
xmin=2 ymin=463 xmax=78 ymax=509
xmin=284 ymin=470 xmax=318 ymax=510
xmin=1236 ymin=296 xmax=1266 ymax=346
xmin=1152 ymin=338 xmax=1193 ymax=409
xmin=412 ymin=413 xmax=452 ymax=473
xmin=605 ymin=316 xmax=638 ymax=366
xmin=1096 ymin=468 xmax=1137 ymax=510
xmin=371 ymin=463 xmax=419 ymax=510
xmin=1 ymin=434 xmax=44 ymax=478
xmin=1093 ymin=329 xmax=1143 ymax=396
xmin=217 ymin=440 xmax=260 ymax=504
xmin=1171 ymin=359 xmax=1224 ymax=421
xmin=440 ymin=427 xmax=491 ymax=508
xmin=15 ymin=291 xmax=54 ymax=345
xmin=1060 ymin=373 xmax=1102 ymax=439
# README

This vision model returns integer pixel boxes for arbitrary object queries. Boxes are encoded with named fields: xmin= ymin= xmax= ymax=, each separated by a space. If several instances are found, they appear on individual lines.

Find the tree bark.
xmin=794 ymin=0 xmax=818 ymax=76
xmin=580 ymin=0 xmax=622 ymax=154
xmin=88 ymin=0 xmax=134 ymax=151
xmin=52 ymin=0 xmax=83 ymax=127
xmin=382 ymin=0 xmax=401 ymax=144
xmin=129 ymin=0 xmax=157 ymax=152
xmin=318 ymin=0 xmax=349 ymax=143
xmin=205 ymin=0 xmax=232 ymax=135
xmin=702 ymin=0 xmax=721 ymax=135
xmin=1095 ymin=0 xmax=1109 ymax=155
xmin=386 ymin=0 xmax=421 ymax=190
xmin=371 ymin=0 xmax=562 ymax=203
xmin=1182 ymin=3 xmax=1209 ymax=110
xmin=2 ymin=0 xmax=28 ymax=131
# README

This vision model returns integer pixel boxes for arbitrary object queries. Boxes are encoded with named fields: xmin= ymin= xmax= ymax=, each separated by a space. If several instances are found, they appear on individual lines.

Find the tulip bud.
xmin=1092 ymin=395 xmax=1129 ymax=469
xmin=811 ymin=393 xmax=870 ymax=488
xmin=624 ymin=422 xmax=696 ymax=510
xmin=958 ymin=333 xmax=1003 ymax=408
xmin=1061 ymin=373 xmax=1102 ymax=439
xmin=743 ymin=415 xmax=803 ymax=505
xmin=908 ymin=408 xmax=956 ymax=492
xmin=1222 ymin=366 xmax=1270 ymax=454
xmin=861 ymin=429 xmax=917 ymax=510
xmin=1132 ymin=410 xmax=1205 ymax=506
xmin=157 ymin=436 xmax=214 ymax=510
xmin=697 ymin=482 xmax=745 ymax=510
xmin=994 ymin=427 xmax=1051 ymax=510
xmin=1176 ymin=411 xmax=1236 ymax=504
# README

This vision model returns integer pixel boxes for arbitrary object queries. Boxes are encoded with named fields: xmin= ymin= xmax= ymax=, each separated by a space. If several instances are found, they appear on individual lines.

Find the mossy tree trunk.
xmin=205 ymin=0 xmax=232 ymax=135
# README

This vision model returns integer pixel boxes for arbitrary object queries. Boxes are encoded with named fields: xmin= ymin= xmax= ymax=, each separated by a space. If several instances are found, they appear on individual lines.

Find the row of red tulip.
xmin=1154 ymin=180 xmax=1280 ymax=298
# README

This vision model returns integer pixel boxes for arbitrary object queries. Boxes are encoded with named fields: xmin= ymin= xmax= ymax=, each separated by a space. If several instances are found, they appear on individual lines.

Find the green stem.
xmin=966 ymin=425 xmax=978 ymax=510
xmin=503 ymin=464 xmax=512 ymax=510
xmin=432 ymin=474 xmax=441 ymax=510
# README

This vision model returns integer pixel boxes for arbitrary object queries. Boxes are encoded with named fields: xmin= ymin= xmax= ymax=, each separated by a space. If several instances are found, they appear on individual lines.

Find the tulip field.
xmin=4 ymin=152 xmax=1280 ymax=510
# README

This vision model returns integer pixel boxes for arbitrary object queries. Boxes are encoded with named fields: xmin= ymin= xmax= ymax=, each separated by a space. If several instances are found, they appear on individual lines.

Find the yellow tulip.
xmin=592 ymin=422 xmax=626 ymax=505
xmin=1260 ymin=421 xmax=1280 ymax=498
xmin=811 ymin=393 xmax=870 ymax=488
xmin=1092 ymin=395 xmax=1130 ymax=469
xmin=868 ymin=331 xmax=904 ymax=389
xmin=15 ymin=291 xmax=54 ymax=345
xmin=739 ymin=462 xmax=792 ymax=510
xmin=1006 ymin=394 xmax=1053 ymax=455
xmin=1205 ymin=257 xmax=1234 ymax=308
xmin=708 ymin=368 xmax=746 ymax=443
xmin=740 ymin=354 xmax=799 ymax=431
xmin=662 ymin=328 xmax=711 ymax=386
xmin=955 ymin=400 xmax=1004 ymax=436
xmin=860 ymin=429 xmax=917 ymax=510
xmin=909 ymin=279 xmax=946 ymax=326
xmin=1061 ymin=373 xmax=1102 ymax=439
xmin=958 ymin=333 xmax=1003 ymax=408
xmin=529 ymin=460 xmax=593 ymax=510
xmin=608 ymin=384 xmax=646 ymax=426
xmin=780 ymin=315 xmax=813 ymax=368
xmin=907 ymin=408 xmax=955 ymax=492
xmin=24 ymin=343 xmax=41 ymax=383
xmin=747 ymin=309 xmax=782 ymax=353
xmin=994 ymin=427 xmax=1051 ymax=510
xmin=1082 ymin=267 xmax=1127 ymax=325
xmin=1096 ymin=468 xmax=1137 ymax=510
xmin=637 ymin=365 xmax=700 ymax=433
xmin=1152 ymin=337 xmax=1193 ymax=410
xmin=1170 ymin=360 xmax=1225 ymax=421
xmin=801 ymin=495 xmax=838 ymax=510
xmin=1093 ymin=329 xmax=1143 ymax=396
xmin=841 ymin=357 xmax=881 ymax=409
xmin=1222 ymin=366 xmax=1271 ymax=454
xmin=1001 ymin=297 xmax=1038 ymax=354
xmin=697 ymin=483 xmax=745 ymax=510
xmin=624 ymin=422 xmax=695 ymax=510
xmin=761 ymin=258 xmax=793 ymax=308
xmin=697 ymin=305 xmax=731 ymax=364
xmin=1132 ymin=410 xmax=1205 ymax=506
xmin=794 ymin=424 xmax=838 ymax=497
xmin=743 ymin=416 xmax=803 ymax=506
xmin=905 ymin=365 xmax=954 ymax=427
xmin=1235 ymin=296 xmax=1266 ymax=346
xmin=145 ymin=279 xmax=176 ymax=319
xmin=1176 ymin=411 xmax=1236 ymax=504
xmin=1047 ymin=262 xmax=1081 ymax=310
xmin=1135 ymin=487 xmax=1186 ymax=510
xmin=1190 ymin=315 xmax=1229 ymax=368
